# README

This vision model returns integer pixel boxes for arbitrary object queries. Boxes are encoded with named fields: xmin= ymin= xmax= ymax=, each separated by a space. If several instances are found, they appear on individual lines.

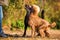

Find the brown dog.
xmin=25 ymin=4 xmax=56 ymax=37
xmin=28 ymin=5 xmax=42 ymax=37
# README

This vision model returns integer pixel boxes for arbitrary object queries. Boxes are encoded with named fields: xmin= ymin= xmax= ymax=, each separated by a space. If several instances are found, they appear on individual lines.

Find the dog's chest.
xmin=28 ymin=15 xmax=42 ymax=26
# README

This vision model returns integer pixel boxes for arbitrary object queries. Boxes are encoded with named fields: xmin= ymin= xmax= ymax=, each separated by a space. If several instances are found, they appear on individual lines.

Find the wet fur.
xmin=22 ymin=4 xmax=56 ymax=37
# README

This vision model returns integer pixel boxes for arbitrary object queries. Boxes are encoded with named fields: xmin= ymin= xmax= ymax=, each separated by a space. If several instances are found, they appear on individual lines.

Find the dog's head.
xmin=25 ymin=4 xmax=40 ymax=14
xmin=31 ymin=5 xmax=40 ymax=13
xmin=25 ymin=4 xmax=33 ymax=12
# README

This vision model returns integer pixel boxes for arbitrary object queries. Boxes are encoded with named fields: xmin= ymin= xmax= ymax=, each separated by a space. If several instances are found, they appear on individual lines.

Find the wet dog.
xmin=23 ymin=4 xmax=56 ymax=37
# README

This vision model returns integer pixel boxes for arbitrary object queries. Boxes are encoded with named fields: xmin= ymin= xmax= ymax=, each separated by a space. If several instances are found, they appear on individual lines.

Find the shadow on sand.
xmin=5 ymin=34 xmax=32 ymax=38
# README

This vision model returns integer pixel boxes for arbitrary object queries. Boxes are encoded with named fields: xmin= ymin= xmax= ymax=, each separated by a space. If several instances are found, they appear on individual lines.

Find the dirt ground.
xmin=0 ymin=27 xmax=60 ymax=40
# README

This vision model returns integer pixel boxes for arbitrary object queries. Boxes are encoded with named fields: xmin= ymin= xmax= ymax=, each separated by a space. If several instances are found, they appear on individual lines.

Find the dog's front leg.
xmin=39 ymin=29 xmax=45 ymax=38
xmin=31 ymin=25 xmax=35 ymax=37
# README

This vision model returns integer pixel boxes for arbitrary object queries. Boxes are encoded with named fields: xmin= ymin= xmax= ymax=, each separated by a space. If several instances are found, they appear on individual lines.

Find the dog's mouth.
xmin=25 ymin=4 xmax=33 ymax=12
xmin=25 ymin=4 xmax=31 ymax=9
xmin=25 ymin=4 xmax=33 ymax=10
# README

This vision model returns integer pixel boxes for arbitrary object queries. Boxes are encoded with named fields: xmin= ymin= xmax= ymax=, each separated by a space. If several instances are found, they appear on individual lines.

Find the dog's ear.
xmin=30 ymin=5 xmax=35 ymax=13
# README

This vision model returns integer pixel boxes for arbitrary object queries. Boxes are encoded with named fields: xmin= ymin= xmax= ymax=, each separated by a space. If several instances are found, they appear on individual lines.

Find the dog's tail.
xmin=50 ymin=22 xmax=56 ymax=28
xmin=41 ymin=10 xmax=45 ymax=19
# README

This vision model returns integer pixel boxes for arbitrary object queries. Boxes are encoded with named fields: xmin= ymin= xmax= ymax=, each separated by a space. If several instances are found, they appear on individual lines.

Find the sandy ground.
xmin=0 ymin=27 xmax=60 ymax=40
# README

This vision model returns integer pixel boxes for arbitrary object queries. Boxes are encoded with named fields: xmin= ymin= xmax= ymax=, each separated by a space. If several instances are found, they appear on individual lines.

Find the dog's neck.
xmin=32 ymin=12 xmax=38 ymax=16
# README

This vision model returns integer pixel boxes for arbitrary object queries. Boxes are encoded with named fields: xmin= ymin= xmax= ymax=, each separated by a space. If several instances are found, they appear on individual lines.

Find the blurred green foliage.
xmin=11 ymin=19 xmax=24 ymax=30
xmin=2 ymin=0 xmax=60 ymax=29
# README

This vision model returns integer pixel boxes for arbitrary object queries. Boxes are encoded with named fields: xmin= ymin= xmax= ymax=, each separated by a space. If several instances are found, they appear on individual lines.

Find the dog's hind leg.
xmin=45 ymin=28 xmax=50 ymax=37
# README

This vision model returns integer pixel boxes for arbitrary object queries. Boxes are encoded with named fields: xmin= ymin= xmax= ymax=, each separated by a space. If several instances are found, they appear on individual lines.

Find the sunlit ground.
xmin=0 ymin=27 xmax=60 ymax=40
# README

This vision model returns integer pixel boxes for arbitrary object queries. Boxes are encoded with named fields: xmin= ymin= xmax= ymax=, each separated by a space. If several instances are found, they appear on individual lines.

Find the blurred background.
xmin=2 ymin=0 xmax=60 ymax=30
